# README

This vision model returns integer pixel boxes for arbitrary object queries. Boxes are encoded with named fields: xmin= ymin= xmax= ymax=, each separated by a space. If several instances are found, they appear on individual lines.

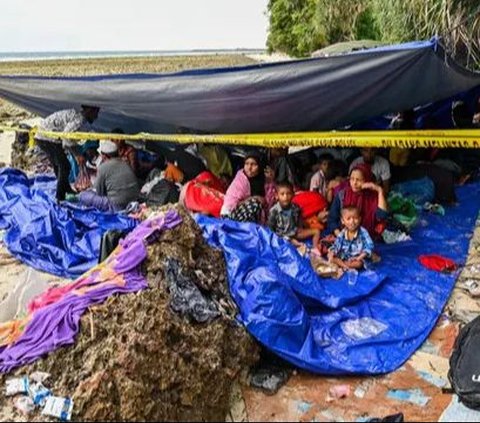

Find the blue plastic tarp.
xmin=197 ymin=183 xmax=480 ymax=375
xmin=0 ymin=168 xmax=137 ymax=279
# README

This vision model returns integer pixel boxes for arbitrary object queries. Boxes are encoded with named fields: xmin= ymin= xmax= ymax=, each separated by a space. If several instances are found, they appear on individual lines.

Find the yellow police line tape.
xmin=1 ymin=124 xmax=480 ymax=149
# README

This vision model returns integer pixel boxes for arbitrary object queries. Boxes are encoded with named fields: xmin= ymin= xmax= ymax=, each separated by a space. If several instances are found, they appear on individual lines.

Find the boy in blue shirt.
xmin=328 ymin=206 xmax=374 ymax=270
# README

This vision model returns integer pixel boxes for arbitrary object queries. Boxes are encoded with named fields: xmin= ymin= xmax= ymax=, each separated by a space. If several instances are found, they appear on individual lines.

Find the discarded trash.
xmin=327 ymin=384 xmax=351 ymax=401
xmin=417 ymin=370 xmax=447 ymax=388
xmin=14 ymin=396 xmax=35 ymax=415
xmin=296 ymin=400 xmax=313 ymax=414
xmin=250 ymin=365 xmax=291 ymax=395
xmin=382 ymin=229 xmax=412 ymax=244
xmin=29 ymin=382 xmax=52 ymax=406
xmin=42 ymin=396 xmax=73 ymax=421
xmin=164 ymin=258 xmax=220 ymax=323
xmin=347 ymin=269 xmax=358 ymax=286
xmin=463 ymin=279 xmax=480 ymax=297
xmin=387 ymin=389 xmax=430 ymax=406
xmin=30 ymin=371 xmax=51 ymax=384
xmin=6 ymin=376 xmax=29 ymax=396
xmin=354 ymin=386 xmax=367 ymax=398
xmin=424 ymin=202 xmax=445 ymax=216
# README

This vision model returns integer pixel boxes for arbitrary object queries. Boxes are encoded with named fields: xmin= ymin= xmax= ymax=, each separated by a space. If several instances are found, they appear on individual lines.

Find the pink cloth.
xmin=221 ymin=170 xmax=275 ymax=216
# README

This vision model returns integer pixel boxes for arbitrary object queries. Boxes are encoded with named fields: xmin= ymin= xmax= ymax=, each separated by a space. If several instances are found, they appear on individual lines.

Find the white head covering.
xmin=98 ymin=140 xmax=118 ymax=155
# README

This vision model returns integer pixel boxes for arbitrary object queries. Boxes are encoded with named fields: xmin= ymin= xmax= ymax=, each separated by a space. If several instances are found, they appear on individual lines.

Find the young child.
xmin=268 ymin=181 xmax=321 ymax=250
xmin=328 ymin=206 xmax=374 ymax=270
xmin=310 ymin=154 xmax=333 ymax=196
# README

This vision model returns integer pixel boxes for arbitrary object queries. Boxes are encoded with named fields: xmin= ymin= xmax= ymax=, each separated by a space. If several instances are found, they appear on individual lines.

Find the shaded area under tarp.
xmin=0 ymin=169 xmax=137 ymax=279
xmin=0 ymin=39 xmax=479 ymax=134
xmin=197 ymin=183 xmax=480 ymax=374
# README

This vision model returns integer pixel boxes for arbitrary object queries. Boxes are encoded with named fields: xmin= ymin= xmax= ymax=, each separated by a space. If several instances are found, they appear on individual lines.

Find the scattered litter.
xmin=6 ymin=376 xmax=29 ymax=396
xmin=417 ymin=370 xmax=447 ymax=388
xmin=164 ymin=258 xmax=220 ymax=323
xmin=249 ymin=364 xmax=291 ymax=395
xmin=354 ymin=386 xmax=367 ymax=398
xmin=30 ymin=371 xmax=50 ymax=384
xmin=387 ymin=389 xmax=430 ymax=406
xmin=419 ymin=340 xmax=439 ymax=355
xmin=29 ymin=382 xmax=52 ymax=406
xmin=295 ymin=400 xmax=312 ymax=414
xmin=382 ymin=230 xmax=412 ymax=244
xmin=41 ymin=396 xmax=73 ymax=421
xmin=423 ymin=202 xmax=445 ymax=216
xmin=13 ymin=396 xmax=35 ymax=415
xmin=347 ymin=269 xmax=358 ymax=286
xmin=327 ymin=384 xmax=351 ymax=401
xmin=342 ymin=317 xmax=388 ymax=341
xmin=463 ymin=279 xmax=480 ymax=297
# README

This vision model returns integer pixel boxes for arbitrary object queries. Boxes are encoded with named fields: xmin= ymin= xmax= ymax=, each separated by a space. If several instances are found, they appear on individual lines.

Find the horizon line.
xmin=0 ymin=47 xmax=267 ymax=54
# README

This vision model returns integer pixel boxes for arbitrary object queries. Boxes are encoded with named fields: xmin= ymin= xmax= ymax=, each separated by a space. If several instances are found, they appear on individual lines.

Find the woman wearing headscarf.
xmin=327 ymin=163 xmax=388 ymax=238
xmin=221 ymin=152 xmax=276 ymax=223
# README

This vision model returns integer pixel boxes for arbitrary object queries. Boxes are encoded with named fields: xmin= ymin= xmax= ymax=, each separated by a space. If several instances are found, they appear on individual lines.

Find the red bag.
xmin=418 ymin=255 xmax=457 ymax=273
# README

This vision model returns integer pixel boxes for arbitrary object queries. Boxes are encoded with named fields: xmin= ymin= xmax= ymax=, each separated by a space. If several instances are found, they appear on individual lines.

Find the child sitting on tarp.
xmin=268 ymin=181 xmax=321 ymax=251
xmin=328 ymin=205 xmax=374 ymax=270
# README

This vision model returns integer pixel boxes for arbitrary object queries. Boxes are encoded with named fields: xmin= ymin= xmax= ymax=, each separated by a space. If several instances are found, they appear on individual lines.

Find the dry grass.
xmin=0 ymin=54 xmax=257 ymax=77
xmin=0 ymin=54 xmax=258 ymax=120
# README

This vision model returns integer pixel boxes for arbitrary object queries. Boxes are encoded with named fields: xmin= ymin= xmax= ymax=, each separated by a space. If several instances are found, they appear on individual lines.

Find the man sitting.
xmin=78 ymin=140 xmax=139 ymax=211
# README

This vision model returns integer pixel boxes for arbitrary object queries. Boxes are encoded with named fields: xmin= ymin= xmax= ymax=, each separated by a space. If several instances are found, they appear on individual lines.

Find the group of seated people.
xmin=66 ymin=125 xmax=478 ymax=272
xmin=33 ymin=99 xmax=475 ymax=273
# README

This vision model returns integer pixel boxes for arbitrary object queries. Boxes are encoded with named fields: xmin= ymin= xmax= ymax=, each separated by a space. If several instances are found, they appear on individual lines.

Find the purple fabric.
xmin=0 ymin=210 xmax=182 ymax=373
xmin=79 ymin=189 xmax=116 ymax=212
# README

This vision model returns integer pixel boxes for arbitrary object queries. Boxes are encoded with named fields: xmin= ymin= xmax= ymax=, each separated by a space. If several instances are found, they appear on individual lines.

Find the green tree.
xmin=267 ymin=0 xmax=321 ymax=57
xmin=267 ymin=0 xmax=480 ymax=69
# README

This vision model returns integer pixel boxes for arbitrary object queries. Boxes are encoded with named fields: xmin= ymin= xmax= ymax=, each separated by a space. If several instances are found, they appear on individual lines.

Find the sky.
xmin=0 ymin=0 xmax=269 ymax=52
